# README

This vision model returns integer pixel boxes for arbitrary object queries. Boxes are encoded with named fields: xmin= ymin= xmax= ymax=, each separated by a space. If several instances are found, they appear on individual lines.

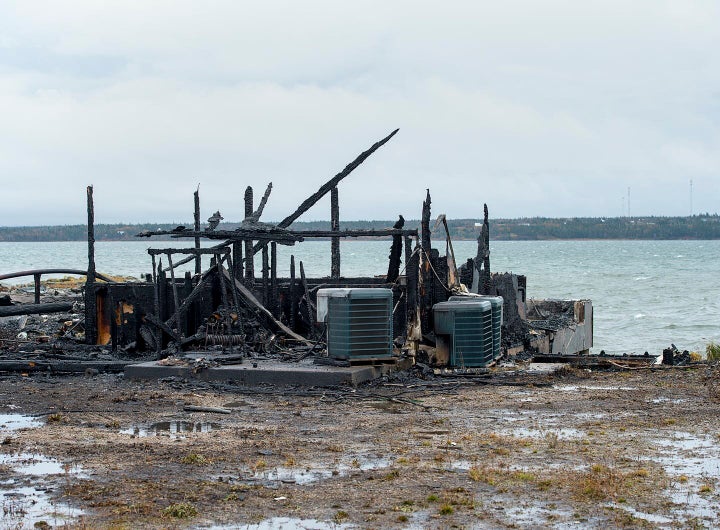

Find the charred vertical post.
xmin=193 ymin=187 xmax=201 ymax=274
xmin=232 ymin=241 xmax=243 ymax=281
xmin=223 ymin=253 xmax=242 ymax=324
xmin=243 ymin=186 xmax=254 ymax=286
xmin=261 ymin=245 xmax=269 ymax=307
xmin=270 ymin=242 xmax=278 ymax=317
xmin=216 ymin=253 xmax=232 ymax=353
xmin=386 ymin=215 xmax=405 ymax=283
xmin=330 ymin=186 xmax=340 ymax=280
xmin=33 ymin=274 xmax=41 ymax=304
xmin=420 ymin=190 xmax=433 ymax=336
xmin=476 ymin=203 xmax=492 ymax=295
xmin=151 ymin=255 xmax=161 ymax=354
xmin=85 ymin=185 xmax=98 ymax=345
xmin=289 ymin=255 xmax=297 ymax=330
xmin=166 ymin=253 xmax=183 ymax=336
xmin=405 ymin=237 xmax=421 ymax=354
xmin=404 ymin=235 xmax=412 ymax=275
xmin=299 ymin=261 xmax=315 ymax=334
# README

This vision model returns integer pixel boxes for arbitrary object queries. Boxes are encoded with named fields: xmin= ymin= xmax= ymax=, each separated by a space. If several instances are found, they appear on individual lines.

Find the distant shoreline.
xmin=0 ymin=215 xmax=718 ymax=242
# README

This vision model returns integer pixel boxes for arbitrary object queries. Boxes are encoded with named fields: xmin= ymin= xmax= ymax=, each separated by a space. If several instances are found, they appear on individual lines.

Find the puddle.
xmin=120 ymin=421 xmax=220 ymax=437
xmin=197 ymin=518 xmax=353 ymax=529
xmin=499 ymin=427 xmax=584 ymax=440
xmin=0 ymin=453 xmax=85 ymax=477
xmin=0 ymin=414 xmax=42 ymax=432
xmin=608 ymin=503 xmax=673 ymax=524
xmin=0 ymin=453 xmax=85 ymax=529
xmin=650 ymin=397 xmax=686 ymax=405
xmin=249 ymin=455 xmax=392 ymax=485
xmin=1 ymin=485 xmax=83 ymax=529
xmin=646 ymin=431 xmax=720 ymax=524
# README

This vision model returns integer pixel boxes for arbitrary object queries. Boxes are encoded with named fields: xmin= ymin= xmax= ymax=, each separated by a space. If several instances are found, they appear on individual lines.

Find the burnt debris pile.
xmin=1 ymin=129 xmax=600 ymax=375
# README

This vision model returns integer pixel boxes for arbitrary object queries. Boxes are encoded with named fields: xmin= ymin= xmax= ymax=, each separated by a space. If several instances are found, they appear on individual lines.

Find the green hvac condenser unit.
xmin=449 ymin=295 xmax=504 ymax=360
xmin=316 ymin=288 xmax=393 ymax=361
xmin=433 ymin=300 xmax=494 ymax=367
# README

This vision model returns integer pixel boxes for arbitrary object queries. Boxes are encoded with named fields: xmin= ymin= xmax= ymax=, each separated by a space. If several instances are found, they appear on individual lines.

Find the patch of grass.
xmin=699 ymin=484 xmax=713 ymax=493
xmin=162 ymin=502 xmax=198 ymax=519
xmin=382 ymin=469 xmax=400 ymax=481
xmin=396 ymin=515 xmax=409 ymax=522
xmin=707 ymin=342 xmax=720 ymax=362
xmin=181 ymin=453 xmax=209 ymax=466
xmin=47 ymin=413 xmax=64 ymax=423
xmin=438 ymin=504 xmax=454 ymax=515
xmin=333 ymin=510 xmax=349 ymax=523
xmin=426 ymin=494 xmax=439 ymax=502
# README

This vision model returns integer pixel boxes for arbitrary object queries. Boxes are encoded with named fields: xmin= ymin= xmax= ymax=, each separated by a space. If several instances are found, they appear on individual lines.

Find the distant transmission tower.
xmin=690 ymin=179 xmax=693 ymax=216
xmin=627 ymin=186 xmax=631 ymax=217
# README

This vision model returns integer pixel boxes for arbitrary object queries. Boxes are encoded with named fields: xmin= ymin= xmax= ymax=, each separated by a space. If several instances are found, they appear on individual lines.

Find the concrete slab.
xmin=125 ymin=357 xmax=412 ymax=387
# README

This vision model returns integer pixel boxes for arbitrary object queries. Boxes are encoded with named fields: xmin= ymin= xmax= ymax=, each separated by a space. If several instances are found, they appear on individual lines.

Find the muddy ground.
xmin=1 ymin=364 xmax=719 ymax=529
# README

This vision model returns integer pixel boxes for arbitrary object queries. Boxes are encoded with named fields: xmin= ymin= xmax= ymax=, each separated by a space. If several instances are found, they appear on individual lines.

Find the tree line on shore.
xmin=0 ymin=214 xmax=718 ymax=242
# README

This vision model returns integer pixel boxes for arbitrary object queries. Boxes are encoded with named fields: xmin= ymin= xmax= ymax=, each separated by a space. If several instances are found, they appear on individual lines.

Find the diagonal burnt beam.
xmin=253 ymin=128 xmax=399 ymax=253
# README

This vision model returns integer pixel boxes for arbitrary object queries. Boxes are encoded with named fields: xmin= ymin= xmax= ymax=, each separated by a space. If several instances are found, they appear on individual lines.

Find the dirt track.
xmin=1 ymin=365 xmax=719 ymax=529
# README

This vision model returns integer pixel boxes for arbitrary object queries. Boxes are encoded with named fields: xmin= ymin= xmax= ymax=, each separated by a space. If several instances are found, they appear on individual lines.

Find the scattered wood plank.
xmin=0 ymin=302 xmax=73 ymax=317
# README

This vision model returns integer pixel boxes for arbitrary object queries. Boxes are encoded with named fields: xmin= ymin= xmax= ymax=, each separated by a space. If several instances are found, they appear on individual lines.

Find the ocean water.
xmin=0 ymin=239 xmax=718 ymax=356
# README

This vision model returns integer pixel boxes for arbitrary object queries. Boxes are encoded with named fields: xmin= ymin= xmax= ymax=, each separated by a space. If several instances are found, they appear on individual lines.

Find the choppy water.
xmin=1 ymin=239 xmax=718 ymax=355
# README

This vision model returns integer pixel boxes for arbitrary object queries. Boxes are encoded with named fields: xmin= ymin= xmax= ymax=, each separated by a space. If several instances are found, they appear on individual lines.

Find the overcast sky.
xmin=1 ymin=1 xmax=718 ymax=226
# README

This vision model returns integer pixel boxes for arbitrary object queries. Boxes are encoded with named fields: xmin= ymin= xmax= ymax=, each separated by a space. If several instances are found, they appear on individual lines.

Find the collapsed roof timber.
xmin=1 ymin=130 xmax=606 ymax=383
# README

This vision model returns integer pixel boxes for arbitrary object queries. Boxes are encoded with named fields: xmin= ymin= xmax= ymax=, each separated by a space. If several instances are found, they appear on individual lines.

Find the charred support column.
xmin=270 ymin=242 xmax=278 ymax=316
xmin=243 ymin=187 xmax=255 ymax=286
xmin=193 ymin=188 xmax=201 ymax=274
xmin=85 ymin=186 xmax=98 ymax=345
xmin=331 ymin=187 xmax=340 ymax=280
xmin=33 ymin=274 xmax=41 ymax=304
xmin=289 ymin=256 xmax=297 ymax=330
xmin=261 ymin=245 xmax=269 ymax=307
xmin=151 ymin=255 xmax=161 ymax=353
xmin=386 ymin=215 xmax=405 ymax=283
xmin=475 ymin=203 xmax=492 ymax=295
xmin=233 ymin=241 xmax=243 ymax=281
xmin=420 ymin=190 xmax=433 ymax=336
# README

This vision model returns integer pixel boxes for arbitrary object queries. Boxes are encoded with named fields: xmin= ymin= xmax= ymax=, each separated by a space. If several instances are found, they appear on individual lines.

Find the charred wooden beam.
xmin=420 ymin=190 xmax=433 ymax=336
xmin=285 ymin=228 xmax=416 ymax=238
xmin=166 ymin=253 xmax=183 ymax=336
xmin=330 ymin=186 xmax=340 ymax=279
xmin=253 ymin=128 xmax=399 ymax=254
xmin=289 ymin=255 xmax=297 ymax=330
xmin=245 ymin=182 xmax=272 ymax=223
xmin=0 ymin=269 xmax=114 ymax=283
xmin=222 ymin=268 xmax=311 ymax=344
xmin=0 ymin=360 xmax=132 ymax=374
xmin=151 ymin=254 xmax=161 ymax=353
xmin=299 ymin=261 xmax=315 ymax=333
xmin=261 ymin=245 xmax=269 ymax=307
xmin=141 ymin=229 xmax=301 ymax=243
xmin=33 ymin=274 xmax=41 ymax=304
xmin=85 ymin=185 xmax=97 ymax=345
xmin=244 ymin=186 xmax=255 ymax=285
xmin=386 ymin=215 xmax=405 ymax=283
xmin=149 ymin=247 xmax=231 ymax=256
xmin=270 ymin=242 xmax=278 ymax=316
xmin=232 ymin=241 xmax=242 ymax=281
xmin=194 ymin=187 xmax=201 ymax=274
xmin=0 ymin=302 xmax=73 ymax=318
